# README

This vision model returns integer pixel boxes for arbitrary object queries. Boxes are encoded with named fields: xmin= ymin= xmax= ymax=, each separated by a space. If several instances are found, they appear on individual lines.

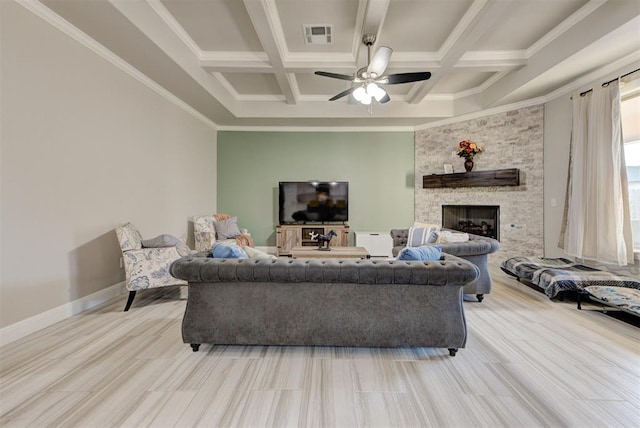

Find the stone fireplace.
xmin=442 ymin=205 xmax=500 ymax=240
xmin=414 ymin=105 xmax=544 ymax=260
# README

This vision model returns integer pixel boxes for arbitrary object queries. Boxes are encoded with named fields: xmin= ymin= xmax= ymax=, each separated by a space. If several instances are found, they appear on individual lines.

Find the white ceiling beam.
xmin=243 ymin=0 xmax=297 ymax=104
xmin=351 ymin=0 xmax=368 ymax=59
xmin=284 ymin=52 xmax=356 ymax=72
xmin=109 ymin=0 xmax=238 ymax=112
xmin=481 ymin=0 xmax=639 ymax=107
xmin=455 ymin=51 xmax=528 ymax=69
xmin=200 ymin=52 xmax=272 ymax=73
xmin=356 ymin=0 xmax=391 ymax=69
xmin=408 ymin=0 xmax=506 ymax=104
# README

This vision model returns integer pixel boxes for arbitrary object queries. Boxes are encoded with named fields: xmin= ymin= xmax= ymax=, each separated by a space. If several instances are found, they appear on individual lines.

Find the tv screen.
xmin=279 ymin=181 xmax=349 ymax=224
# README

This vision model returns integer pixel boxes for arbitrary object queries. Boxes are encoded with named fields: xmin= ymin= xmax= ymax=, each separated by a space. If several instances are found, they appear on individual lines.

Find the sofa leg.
xmin=476 ymin=294 xmax=484 ymax=302
xmin=448 ymin=348 xmax=458 ymax=357
xmin=123 ymin=291 xmax=137 ymax=312
xmin=190 ymin=344 xmax=201 ymax=352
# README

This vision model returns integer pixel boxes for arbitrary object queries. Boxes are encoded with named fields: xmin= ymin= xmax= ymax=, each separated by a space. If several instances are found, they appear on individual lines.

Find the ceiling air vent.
xmin=303 ymin=25 xmax=332 ymax=45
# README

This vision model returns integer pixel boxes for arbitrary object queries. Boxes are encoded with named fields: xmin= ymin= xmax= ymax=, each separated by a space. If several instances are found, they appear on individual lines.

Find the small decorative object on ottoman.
xmin=312 ymin=229 xmax=337 ymax=251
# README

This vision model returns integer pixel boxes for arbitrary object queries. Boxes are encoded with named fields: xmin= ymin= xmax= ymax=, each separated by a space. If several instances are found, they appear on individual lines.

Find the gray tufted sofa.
xmin=170 ymin=253 xmax=480 ymax=356
xmin=390 ymin=229 xmax=500 ymax=302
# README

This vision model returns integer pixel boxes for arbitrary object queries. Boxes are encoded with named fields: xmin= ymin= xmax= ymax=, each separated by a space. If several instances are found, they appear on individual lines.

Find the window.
xmin=621 ymin=89 xmax=640 ymax=252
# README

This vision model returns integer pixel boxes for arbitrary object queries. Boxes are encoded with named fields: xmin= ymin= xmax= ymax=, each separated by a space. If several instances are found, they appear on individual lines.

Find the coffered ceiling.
xmin=38 ymin=0 xmax=640 ymax=128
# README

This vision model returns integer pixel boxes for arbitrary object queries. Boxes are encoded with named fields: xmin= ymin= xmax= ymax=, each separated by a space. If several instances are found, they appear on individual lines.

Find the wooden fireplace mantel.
xmin=422 ymin=168 xmax=520 ymax=189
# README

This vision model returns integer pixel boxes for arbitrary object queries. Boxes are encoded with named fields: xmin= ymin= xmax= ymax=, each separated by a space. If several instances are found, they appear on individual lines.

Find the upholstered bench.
xmin=170 ymin=253 xmax=480 ymax=356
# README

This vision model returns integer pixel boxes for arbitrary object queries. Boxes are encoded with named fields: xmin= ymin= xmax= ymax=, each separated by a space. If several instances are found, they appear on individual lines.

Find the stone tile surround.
xmin=415 ymin=105 xmax=544 ymax=263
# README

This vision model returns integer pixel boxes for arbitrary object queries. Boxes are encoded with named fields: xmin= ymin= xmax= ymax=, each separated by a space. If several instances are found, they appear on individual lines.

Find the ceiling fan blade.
xmin=367 ymin=46 xmax=392 ymax=77
xmin=329 ymin=87 xmax=357 ymax=101
xmin=381 ymin=72 xmax=431 ymax=85
xmin=315 ymin=71 xmax=354 ymax=81
xmin=379 ymin=92 xmax=391 ymax=103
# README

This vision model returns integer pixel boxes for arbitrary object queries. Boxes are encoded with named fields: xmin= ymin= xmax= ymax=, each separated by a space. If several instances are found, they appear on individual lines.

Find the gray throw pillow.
xmin=215 ymin=217 xmax=242 ymax=239
xmin=142 ymin=234 xmax=181 ymax=248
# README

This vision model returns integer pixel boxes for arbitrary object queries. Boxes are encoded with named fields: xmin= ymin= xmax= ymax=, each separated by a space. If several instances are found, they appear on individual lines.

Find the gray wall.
xmin=415 ymin=105 xmax=545 ymax=263
xmin=0 ymin=1 xmax=217 ymax=328
xmin=217 ymin=131 xmax=415 ymax=246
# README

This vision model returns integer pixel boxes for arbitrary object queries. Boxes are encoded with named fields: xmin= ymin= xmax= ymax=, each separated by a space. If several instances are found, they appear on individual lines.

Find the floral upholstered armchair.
xmin=193 ymin=214 xmax=254 ymax=252
xmin=115 ymin=223 xmax=193 ymax=311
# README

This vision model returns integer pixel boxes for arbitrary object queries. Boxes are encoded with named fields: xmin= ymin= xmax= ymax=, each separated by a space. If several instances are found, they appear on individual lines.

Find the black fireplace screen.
xmin=442 ymin=205 xmax=500 ymax=241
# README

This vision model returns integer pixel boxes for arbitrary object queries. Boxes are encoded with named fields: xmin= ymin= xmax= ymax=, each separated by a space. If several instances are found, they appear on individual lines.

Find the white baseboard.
xmin=0 ymin=281 xmax=126 ymax=347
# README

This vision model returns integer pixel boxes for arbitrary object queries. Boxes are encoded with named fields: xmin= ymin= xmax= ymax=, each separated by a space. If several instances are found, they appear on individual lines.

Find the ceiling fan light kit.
xmin=314 ymin=33 xmax=431 ymax=106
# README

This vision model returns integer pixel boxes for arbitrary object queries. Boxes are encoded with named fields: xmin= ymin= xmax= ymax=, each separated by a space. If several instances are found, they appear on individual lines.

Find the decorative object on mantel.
xmin=455 ymin=140 xmax=483 ymax=172
xmin=423 ymin=168 xmax=519 ymax=189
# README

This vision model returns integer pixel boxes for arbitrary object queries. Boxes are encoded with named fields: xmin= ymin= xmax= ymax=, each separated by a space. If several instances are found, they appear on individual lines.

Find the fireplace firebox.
xmin=442 ymin=205 xmax=500 ymax=241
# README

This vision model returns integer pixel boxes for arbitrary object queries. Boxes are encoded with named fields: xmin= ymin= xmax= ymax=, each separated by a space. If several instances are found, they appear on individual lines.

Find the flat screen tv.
xmin=279 ymin=181 xmax=349 ymax=224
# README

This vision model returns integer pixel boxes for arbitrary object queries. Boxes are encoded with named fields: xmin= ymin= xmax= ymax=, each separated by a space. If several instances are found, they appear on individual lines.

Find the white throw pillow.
xmin=436 ymin=231 xmax=469 ymax=243
xmin=243 ymin=246 xmax=277 ymax=259
xmin=413 ymin=221 xmax=441 ymax=230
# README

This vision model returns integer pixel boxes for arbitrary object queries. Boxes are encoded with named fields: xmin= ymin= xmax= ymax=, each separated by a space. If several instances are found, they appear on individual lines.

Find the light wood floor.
xmin=1 ymin=267 xmax=639 ymax=428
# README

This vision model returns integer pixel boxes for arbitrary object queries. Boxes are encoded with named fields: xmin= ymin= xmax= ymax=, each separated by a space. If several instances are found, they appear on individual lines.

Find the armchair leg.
xmin=124 ymin=291 xmax=137 ymax=312
xmin=476 ymin=294 xmax=484 ymax=302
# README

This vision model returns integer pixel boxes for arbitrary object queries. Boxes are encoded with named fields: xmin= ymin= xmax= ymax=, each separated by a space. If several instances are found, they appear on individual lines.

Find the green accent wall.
xmin=217 ymin=131 xmax=415 ymax=246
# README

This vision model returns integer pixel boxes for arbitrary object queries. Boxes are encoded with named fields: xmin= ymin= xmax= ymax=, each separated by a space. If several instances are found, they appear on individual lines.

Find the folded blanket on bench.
xmin=501 ymin=257 xmax=576 ymax=280
xmin=533 ymin=268 xmax=640 ymax=298
xmin=501 ymin=257 xmax=640 ymax=298
xmin=585 ymin=286 xmax=640 ymax=316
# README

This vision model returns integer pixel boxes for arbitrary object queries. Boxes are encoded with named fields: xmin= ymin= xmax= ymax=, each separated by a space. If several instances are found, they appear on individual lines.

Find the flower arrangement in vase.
xmin=456 ymin=140 xmax=483 ymax=172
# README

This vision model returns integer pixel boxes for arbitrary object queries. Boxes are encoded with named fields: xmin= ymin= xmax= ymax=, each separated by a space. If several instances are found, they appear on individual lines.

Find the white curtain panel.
xmin=564 ymin=81 xmax=634 ymax=265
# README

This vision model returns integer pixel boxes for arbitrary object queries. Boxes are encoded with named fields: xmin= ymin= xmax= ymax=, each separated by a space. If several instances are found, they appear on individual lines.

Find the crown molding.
xmin=216 ymin=125 xmax=415 ymax=132
xmin=16 ymin=0 xmax=218 ymax=129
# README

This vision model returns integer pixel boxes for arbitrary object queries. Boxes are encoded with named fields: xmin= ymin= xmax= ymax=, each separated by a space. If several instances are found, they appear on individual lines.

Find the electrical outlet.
xmin=120 ymin=257 xmax=124 ymax=269
xmin=551 ymin=198 xmax=557 ymax=207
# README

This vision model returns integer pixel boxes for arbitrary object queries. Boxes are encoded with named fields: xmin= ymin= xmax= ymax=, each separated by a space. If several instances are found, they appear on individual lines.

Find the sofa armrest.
xmin=438 ymin=240 xmax=498 ymax=257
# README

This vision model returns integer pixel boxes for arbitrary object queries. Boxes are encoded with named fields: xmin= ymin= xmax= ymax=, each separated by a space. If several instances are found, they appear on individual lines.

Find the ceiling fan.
xmin=314 ymin=33 xmax=431 ymax=105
